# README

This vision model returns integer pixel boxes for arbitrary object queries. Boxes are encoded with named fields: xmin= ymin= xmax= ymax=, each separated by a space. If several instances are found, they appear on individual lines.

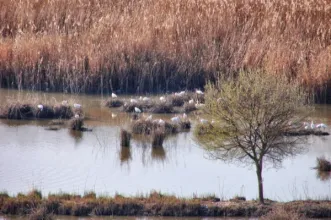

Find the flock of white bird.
xmin=303 ymin=121 xmax=328 ymax=130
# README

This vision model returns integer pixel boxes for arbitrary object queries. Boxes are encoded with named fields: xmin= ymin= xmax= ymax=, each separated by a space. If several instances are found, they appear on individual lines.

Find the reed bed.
xmin=1 ymin=0 xmax=331 ymax=100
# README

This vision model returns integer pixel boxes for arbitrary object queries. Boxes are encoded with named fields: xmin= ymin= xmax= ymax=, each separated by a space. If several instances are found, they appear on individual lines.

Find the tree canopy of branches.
xmin=195 ymin=70 xmax=311 ymax=204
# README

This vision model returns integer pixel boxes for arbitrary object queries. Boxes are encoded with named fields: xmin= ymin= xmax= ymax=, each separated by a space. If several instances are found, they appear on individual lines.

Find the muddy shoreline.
xmin=1 ymin=191 xmax=331 ymax=218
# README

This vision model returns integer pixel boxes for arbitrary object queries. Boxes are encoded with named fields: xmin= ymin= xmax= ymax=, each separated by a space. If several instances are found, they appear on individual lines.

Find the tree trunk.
xmin=256 ymin=163 xmax=264 ymax=204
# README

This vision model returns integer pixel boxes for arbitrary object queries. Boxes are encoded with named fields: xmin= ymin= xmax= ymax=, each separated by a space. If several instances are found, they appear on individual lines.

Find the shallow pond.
xmin=0 ymin=89 xmax=331 ymax=201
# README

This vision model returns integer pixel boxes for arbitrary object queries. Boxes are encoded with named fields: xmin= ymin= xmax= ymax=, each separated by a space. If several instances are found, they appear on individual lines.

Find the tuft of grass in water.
xmin=120 ymin=129 xmax=131 ymax=147
xmin=316 ymin=157 xmax=331 ymax=172
xmin=69 ymin=118 xmax=84 ymax=131
xmin=151 ymin=129 xmax=166 ymax=147
xmin=105 ymin=98 xmax=124 ymax=108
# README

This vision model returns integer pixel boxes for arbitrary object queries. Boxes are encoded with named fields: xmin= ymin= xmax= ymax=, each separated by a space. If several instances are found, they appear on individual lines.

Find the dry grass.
xmin=1 ymin=0 xmax=331 ymax=97
xmin=2 ymin=190 xmax=331 ymax=218
xmin=260 ymin=206 xmax=305 ymax=220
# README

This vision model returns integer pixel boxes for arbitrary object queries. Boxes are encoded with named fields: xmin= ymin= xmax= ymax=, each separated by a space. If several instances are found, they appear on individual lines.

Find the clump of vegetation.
xmin=230 ymin=196 xmax=246 ymax=202
xmin=53 ymin=105 xmax=74 ymax=119
xmin=316 ymin=157 xmax=331 ymax=172
xmin=152 ymin=130 xmax=166 ymax=147
xmin=0 ymin=103 xmax=35 ymax=119
xmin=183 ymin=103 xmax=197 ymax=113
xmin=28 ymin=205 xmax=54 ymax=220
xmin=105 ymin=98 xmax=124 ymax=108
xmin=120 ymin=129 xmax=131 ymax=147
xmin=149 ymin=102 xmax=174 ymax=113
xmin=122 ymin=102 xmax=150 ymax=113
xmin=131 ymin=119 xmax=179 ymax=135
xmin=132 ymin=120 xmax=155 ymax=135
xmin=0 ymin=102 xmax=75 ymax=120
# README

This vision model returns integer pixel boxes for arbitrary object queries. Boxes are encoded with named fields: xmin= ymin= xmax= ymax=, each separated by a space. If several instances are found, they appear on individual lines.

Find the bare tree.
xmin=195 ymin=70 xmax=311 ymax=204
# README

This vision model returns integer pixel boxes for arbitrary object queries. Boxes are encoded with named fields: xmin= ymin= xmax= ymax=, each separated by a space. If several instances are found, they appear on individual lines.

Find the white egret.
xmin=160 ymin=96 xmax=166 ymax=102
xmin=73 ymin=103 xmax=81 ymax=109
xmin=111 ymin=93 xmax=117 ymax=98
xmin=316 ymin=123 xmax=327 ymax=129
xmin=37 ymin=104 xmax=44 ymax=111
xmin=195 ymin=89 xmax=204 ymax=95
xmin=171 ymin=116 xmax=181 ymax=124
xmin=134 ymin=107 xmax=142 ymax=113
xmin=188 ymin=99 xmax=194 ymax=104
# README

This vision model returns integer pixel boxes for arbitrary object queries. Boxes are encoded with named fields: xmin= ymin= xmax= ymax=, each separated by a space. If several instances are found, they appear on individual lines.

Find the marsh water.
xmin=0 ymin=88 xmax=331 ymax=201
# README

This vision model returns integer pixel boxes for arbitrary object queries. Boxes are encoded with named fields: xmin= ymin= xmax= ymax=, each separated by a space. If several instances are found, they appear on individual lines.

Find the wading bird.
xmin=316 ymin=123 xmax=328 ymax=129
xmin=73 ymin=103 xmax=81 ymax=109
xmin=195 ymin=89 xmax=204 ymax=95
xmin=171 ymin=116 xmax=181 ymax=124
xmin=112 ymin=93 xmax=117 ymax=98
xmin=37 ymin=104 xmax=43 ymax=111
xmin=134 ymin=107 xmax=142 ymax=113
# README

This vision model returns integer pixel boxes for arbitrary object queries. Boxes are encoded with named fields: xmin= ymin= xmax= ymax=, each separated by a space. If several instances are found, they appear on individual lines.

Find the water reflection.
xmin=151 ymin=146 xmax=166 ymax=162
xmin=317 ymin=170 xmax=331 ymax=181
xmin=68 ymin=130 xmax=83 ymax=143
xmin=119 ymin=146 xmax=132 ymax=165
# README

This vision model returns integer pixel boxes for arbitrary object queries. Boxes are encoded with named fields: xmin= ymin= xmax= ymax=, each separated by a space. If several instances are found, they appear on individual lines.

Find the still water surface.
xmin=0 ymin=89 xmax=331 ymax=201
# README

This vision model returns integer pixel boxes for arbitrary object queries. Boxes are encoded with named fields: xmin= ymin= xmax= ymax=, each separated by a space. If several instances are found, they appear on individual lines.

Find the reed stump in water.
xmin=152 ymin=129 xmax=166 ymax=147
xmin=69 ymin=117 xmax=84 ymax=131
xmin=120 ymin=129 xmax=131 ymax=147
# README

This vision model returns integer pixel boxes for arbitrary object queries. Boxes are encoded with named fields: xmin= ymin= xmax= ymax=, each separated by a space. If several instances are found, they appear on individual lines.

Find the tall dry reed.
xmin=1 ymin=0 xmax=331 ymax=100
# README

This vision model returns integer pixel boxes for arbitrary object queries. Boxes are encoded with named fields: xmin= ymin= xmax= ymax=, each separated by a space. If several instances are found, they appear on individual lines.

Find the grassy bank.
xmin=1 ymin=0 xmax=331 ymax=101
xmin=1 ymin=190 xmax=331 ymax=218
